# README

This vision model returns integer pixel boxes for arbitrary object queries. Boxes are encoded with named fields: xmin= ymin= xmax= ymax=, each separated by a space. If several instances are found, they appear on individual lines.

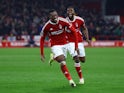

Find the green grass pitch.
xmin=0 ymin=47 xmax=124 ymax=93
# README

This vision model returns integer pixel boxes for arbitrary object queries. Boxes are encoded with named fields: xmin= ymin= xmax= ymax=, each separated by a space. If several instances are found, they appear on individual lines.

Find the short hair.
xmin=67 ymin=6 xmax=76 ymax=15
xmin=67 ymin=6 xmax=74 ymax=9
xmin=67 ymin=6 xmax=75 ymax=12
xmin=49 ymin=9 xmax=57 ymax=14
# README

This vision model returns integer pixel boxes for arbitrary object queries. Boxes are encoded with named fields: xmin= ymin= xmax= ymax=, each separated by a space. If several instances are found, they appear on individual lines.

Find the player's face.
xmin=49 ymin=11 xmax=58 ymax=23
xmin=67 ymin=8 xmax=75 ymax=18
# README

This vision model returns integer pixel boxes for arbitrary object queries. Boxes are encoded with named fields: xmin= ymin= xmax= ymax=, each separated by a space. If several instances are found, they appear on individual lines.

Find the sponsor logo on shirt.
xmin=75 ymin=22 xmax=78 ymax=28
xmin=51 ymin=30 xmax=64 ymax=35
xmin=50 ymin=28 xmax=53 ymax=30
xmin=59 ymin=24 xmax=62 ymax=29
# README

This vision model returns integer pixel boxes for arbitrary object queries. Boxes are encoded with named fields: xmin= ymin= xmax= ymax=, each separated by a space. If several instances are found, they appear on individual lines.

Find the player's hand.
xmin=41 ymin=55 xmax=45 ymax=62
xmin=86 ymin=39 xmax=91 ymax=45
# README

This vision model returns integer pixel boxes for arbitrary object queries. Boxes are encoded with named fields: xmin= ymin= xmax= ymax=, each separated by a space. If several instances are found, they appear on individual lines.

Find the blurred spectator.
xmin=0 ymin=0 xmax=123 ymax=40
xmin=25 ymin=35 xmax=37 ymax=47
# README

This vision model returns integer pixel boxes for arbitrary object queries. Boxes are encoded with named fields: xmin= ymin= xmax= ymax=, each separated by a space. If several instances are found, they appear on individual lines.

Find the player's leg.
xmin=55 ymin=55 xmax=76 ymax=87
xmin=79 ymin=57 xmax=85 ymax=63
xmin=49 ymin=43 xmax=68 ymax=66
xmin=73 ymin=56 xmax=84 ymax=84
xmin=49 ymin=44 xmax=67 ymax=66
xmin=78 ymin=43 xmax=86 ymax=63
xmin=49 ymin=53 xmax=55 ymax=66
xmin=67 ymin=43 xmax=84 ymax=84
xmin=76 ymin=42 xmax=86 ymax=84
xmin=51 ymin=45 xmax=76 ymax=87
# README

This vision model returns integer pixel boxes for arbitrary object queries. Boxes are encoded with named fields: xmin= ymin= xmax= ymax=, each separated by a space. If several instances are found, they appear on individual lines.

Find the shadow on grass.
xmin=42 ymin=84 xmax=84 ymax=93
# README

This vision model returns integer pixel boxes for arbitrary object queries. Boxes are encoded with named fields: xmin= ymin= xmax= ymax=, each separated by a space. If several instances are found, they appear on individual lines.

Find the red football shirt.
xmin=41 ymin=17 xmax=72 ymax=46
xmin=66 ymin=16 xmax=86 ymax=42
xmin=40 ymin=17 xmax=78 ymax=56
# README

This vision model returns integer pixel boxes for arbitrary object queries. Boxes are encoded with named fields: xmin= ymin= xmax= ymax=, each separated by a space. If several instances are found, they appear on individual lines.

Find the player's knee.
xmin=79 ymin=57 xmax=86 ymax=63
xmin=73 ymin=56 xmax=80 ymax=63
xmin=60 ymin=61 xmax=66 ymax=66
xmin=55 ymin=55 xmax=65 ymax=63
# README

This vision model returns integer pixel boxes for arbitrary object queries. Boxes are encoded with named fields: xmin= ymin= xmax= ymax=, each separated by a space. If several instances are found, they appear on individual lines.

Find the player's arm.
xmin=40 ymin=29 xmax=47 ymax=62
xmin=40 ymin=36 xmax=45 ymax=61
xmin=81 ymin=19 xmax=90 ymax=44
xmin=82 ymin=26 xmax=90 ymax=44
xmin=68 ymin=24 xmax=78 ymax=50
xmin=61 ymin=17 xmax=78 ymax=50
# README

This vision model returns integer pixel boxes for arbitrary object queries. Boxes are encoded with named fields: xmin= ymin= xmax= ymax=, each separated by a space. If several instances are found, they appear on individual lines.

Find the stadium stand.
xmin=0 ymin=0 xmax=124 ymax=42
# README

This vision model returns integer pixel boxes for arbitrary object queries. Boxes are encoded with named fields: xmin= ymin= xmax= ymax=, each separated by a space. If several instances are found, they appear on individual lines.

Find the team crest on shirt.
xmin=50 ymin=28 xmax=53 ymax=30
xmin=75 ymin=22 xmax=78 ymax=28
xmin=59 ymin=24 xmax=62 ymax=29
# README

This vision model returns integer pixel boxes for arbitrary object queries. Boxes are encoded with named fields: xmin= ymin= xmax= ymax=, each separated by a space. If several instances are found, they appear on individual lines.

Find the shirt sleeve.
xmin=40 ymin=27 xmax=47 ymax=57
xmin=63 ymin=19 xmax=78 ymax=49
xmin=81 ymin=18 xmax=86 ymax=28
xmin=68 ymin=25 xmax=78 ymax=49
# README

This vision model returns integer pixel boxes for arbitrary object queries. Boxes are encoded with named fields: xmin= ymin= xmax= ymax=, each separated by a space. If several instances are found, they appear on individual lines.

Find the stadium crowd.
xmin=0 ymin=0 xmax=124 ymax=40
